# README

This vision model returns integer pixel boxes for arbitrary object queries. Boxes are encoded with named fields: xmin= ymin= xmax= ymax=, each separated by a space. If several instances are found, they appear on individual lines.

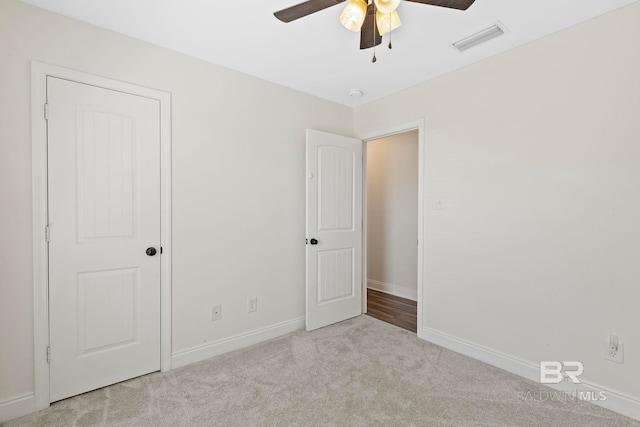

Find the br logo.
xmin=539 ymin=361 xmax=584 ymax=384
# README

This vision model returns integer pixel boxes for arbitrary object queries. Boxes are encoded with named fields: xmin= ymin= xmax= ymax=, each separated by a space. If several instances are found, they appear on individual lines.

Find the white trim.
xmin=31 ymin=62 xmax=50 ymax=412
xmin=0 ymin=393 xmax=35 ymax=423
xmin=171 ymin=317 xmax=305 ymax=368
xmin=367 ymin=280 xmax=417 ymax=301
xmin=361 ymin=142 xmax=368 ymax=314
xmin=31 ymin=61 xmax=172 ymax=411
xmin=359 ymin=119 xmax=425 ymax=334
xmin=422 ymin=326 xmax=640 ymax=422
xmin=159 ymin=74 xmax=173 ymax=374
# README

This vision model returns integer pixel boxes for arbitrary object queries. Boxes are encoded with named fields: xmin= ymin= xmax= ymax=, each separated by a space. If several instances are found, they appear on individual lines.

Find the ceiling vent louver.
xmin=453 ymin=23 xmax=506 ymax=52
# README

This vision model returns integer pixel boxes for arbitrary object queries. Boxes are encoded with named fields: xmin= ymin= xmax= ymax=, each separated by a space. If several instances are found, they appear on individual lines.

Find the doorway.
xmin=304 ymin=121 xmax=424 ymax=335
xmin=31 ymin=62 xmax=172 ymax=410
xmin=364 ymin=130 xmax=420 ymax=332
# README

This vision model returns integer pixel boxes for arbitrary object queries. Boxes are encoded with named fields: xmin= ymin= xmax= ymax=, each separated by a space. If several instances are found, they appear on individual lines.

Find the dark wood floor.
xmin=366 ymin=289 xmax=417 ymax=333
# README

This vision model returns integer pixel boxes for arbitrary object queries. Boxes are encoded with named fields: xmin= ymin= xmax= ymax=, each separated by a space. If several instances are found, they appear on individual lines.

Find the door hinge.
xmin=45 ymin=224 xmax=51 ymax=242
xmin=44 ymin=103 xmax=49 ymax=120
xmin=46 ymin=346 xmax=51 ymax=364
xmin=160 ymin=246 xmax=163 ymax=254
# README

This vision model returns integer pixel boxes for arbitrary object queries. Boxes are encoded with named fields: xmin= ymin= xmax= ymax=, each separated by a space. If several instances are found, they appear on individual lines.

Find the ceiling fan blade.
xmin=360 ymin=3 xmax=382 ymax=50
xmin=403 ymin=0 xmax=476 ymax=11
xmin=274 ymin=0 xmax=346 ymax=23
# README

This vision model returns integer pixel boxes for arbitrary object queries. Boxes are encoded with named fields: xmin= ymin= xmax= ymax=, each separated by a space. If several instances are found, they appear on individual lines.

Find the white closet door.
xmin=47 ymin=77 xmax=161 ymax=401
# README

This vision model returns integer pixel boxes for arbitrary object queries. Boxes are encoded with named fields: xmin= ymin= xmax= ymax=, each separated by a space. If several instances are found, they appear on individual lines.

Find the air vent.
xmin=453 ymin=23 xmax=506 ymax=52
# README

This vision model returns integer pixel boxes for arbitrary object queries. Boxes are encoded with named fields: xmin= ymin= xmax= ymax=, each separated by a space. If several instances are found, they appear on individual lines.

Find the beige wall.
xmin=0 ymin=0 xmax=352 ymax=401
xmin=355 ymin=2 xmax=640 ymax=400
xmin=366 ymin=131 xmax=418 ymax=299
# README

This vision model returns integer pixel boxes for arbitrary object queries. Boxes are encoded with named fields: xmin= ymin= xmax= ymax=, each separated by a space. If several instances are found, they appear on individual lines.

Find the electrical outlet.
xmin=247 ymin=297 xmax=258 ymax=313
xmin=604 ymin=334 xmax=624 ymax=364
xmin=211 ymin=305 xmax=222 ymax=321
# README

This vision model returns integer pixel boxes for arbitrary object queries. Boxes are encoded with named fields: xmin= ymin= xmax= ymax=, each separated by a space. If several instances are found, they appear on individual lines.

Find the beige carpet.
xmin=4 ymin=316 xmax=639 ymax=427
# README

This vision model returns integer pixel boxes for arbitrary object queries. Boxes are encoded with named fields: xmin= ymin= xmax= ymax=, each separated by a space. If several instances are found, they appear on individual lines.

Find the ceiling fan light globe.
xmin=340 ymin=0 xmax=367 ymax=32
xmin=376 ymin=10 xmax=401 ymax=36
xmin=373 ymin=0 xmax=401 ymax=15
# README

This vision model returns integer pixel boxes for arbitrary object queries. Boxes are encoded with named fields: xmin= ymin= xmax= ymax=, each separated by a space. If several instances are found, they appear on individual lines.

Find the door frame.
xmin=359 ymin=119 xmax=425 ymax=334
xmin=31 ymin=62 xmax=172 ymax=410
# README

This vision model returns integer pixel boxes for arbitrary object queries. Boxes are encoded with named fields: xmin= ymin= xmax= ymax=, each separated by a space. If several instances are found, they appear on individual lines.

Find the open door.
xmin=305 ymin=129 xmax=362 ymax=331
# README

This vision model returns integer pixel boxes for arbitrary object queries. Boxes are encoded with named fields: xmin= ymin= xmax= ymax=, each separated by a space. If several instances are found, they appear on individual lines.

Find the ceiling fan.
xmin=274 ymin=0 xmax=476 ymax=61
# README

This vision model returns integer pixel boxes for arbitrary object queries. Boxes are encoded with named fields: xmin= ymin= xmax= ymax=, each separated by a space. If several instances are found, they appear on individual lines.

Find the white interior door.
xmin=305 ymin=129 xmax=362 ymax=331
xmin=47 ymin=77 xmax=161 ymax=402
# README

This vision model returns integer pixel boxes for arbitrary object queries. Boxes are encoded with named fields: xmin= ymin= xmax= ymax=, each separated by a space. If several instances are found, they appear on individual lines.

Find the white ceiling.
xmin=20 ymin=0 xmax=639 ymax=107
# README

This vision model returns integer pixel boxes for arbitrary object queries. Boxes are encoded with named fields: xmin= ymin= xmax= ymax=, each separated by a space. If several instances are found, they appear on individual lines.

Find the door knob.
xmin=310 ymin=238 xmax=318 ymax=245
xmin=146 ymin=247 xmax=157 ymax=256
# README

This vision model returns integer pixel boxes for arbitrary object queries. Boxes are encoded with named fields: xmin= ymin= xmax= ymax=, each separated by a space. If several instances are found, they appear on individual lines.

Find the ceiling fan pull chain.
xmin=372 ymin=6 xmax=377 ymax=63
xmin=388 ymin=16 xmax=392 ymax=49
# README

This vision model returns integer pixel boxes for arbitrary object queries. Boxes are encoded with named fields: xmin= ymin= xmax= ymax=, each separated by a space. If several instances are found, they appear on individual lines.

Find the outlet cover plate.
xmin=604 ymin=341 xmax=624 ymax=364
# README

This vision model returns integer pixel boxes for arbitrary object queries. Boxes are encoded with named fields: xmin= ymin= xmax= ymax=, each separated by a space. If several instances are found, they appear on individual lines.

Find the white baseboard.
xmin=367 ymin=279 xmax=417 ymax=301
xmin=0 ymin=393 xmax=35 ymax=423
xmin=420 ymin=326 xmax=640 ymax=422
xmin=172 ymin=317 xmax=305 ymax=369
